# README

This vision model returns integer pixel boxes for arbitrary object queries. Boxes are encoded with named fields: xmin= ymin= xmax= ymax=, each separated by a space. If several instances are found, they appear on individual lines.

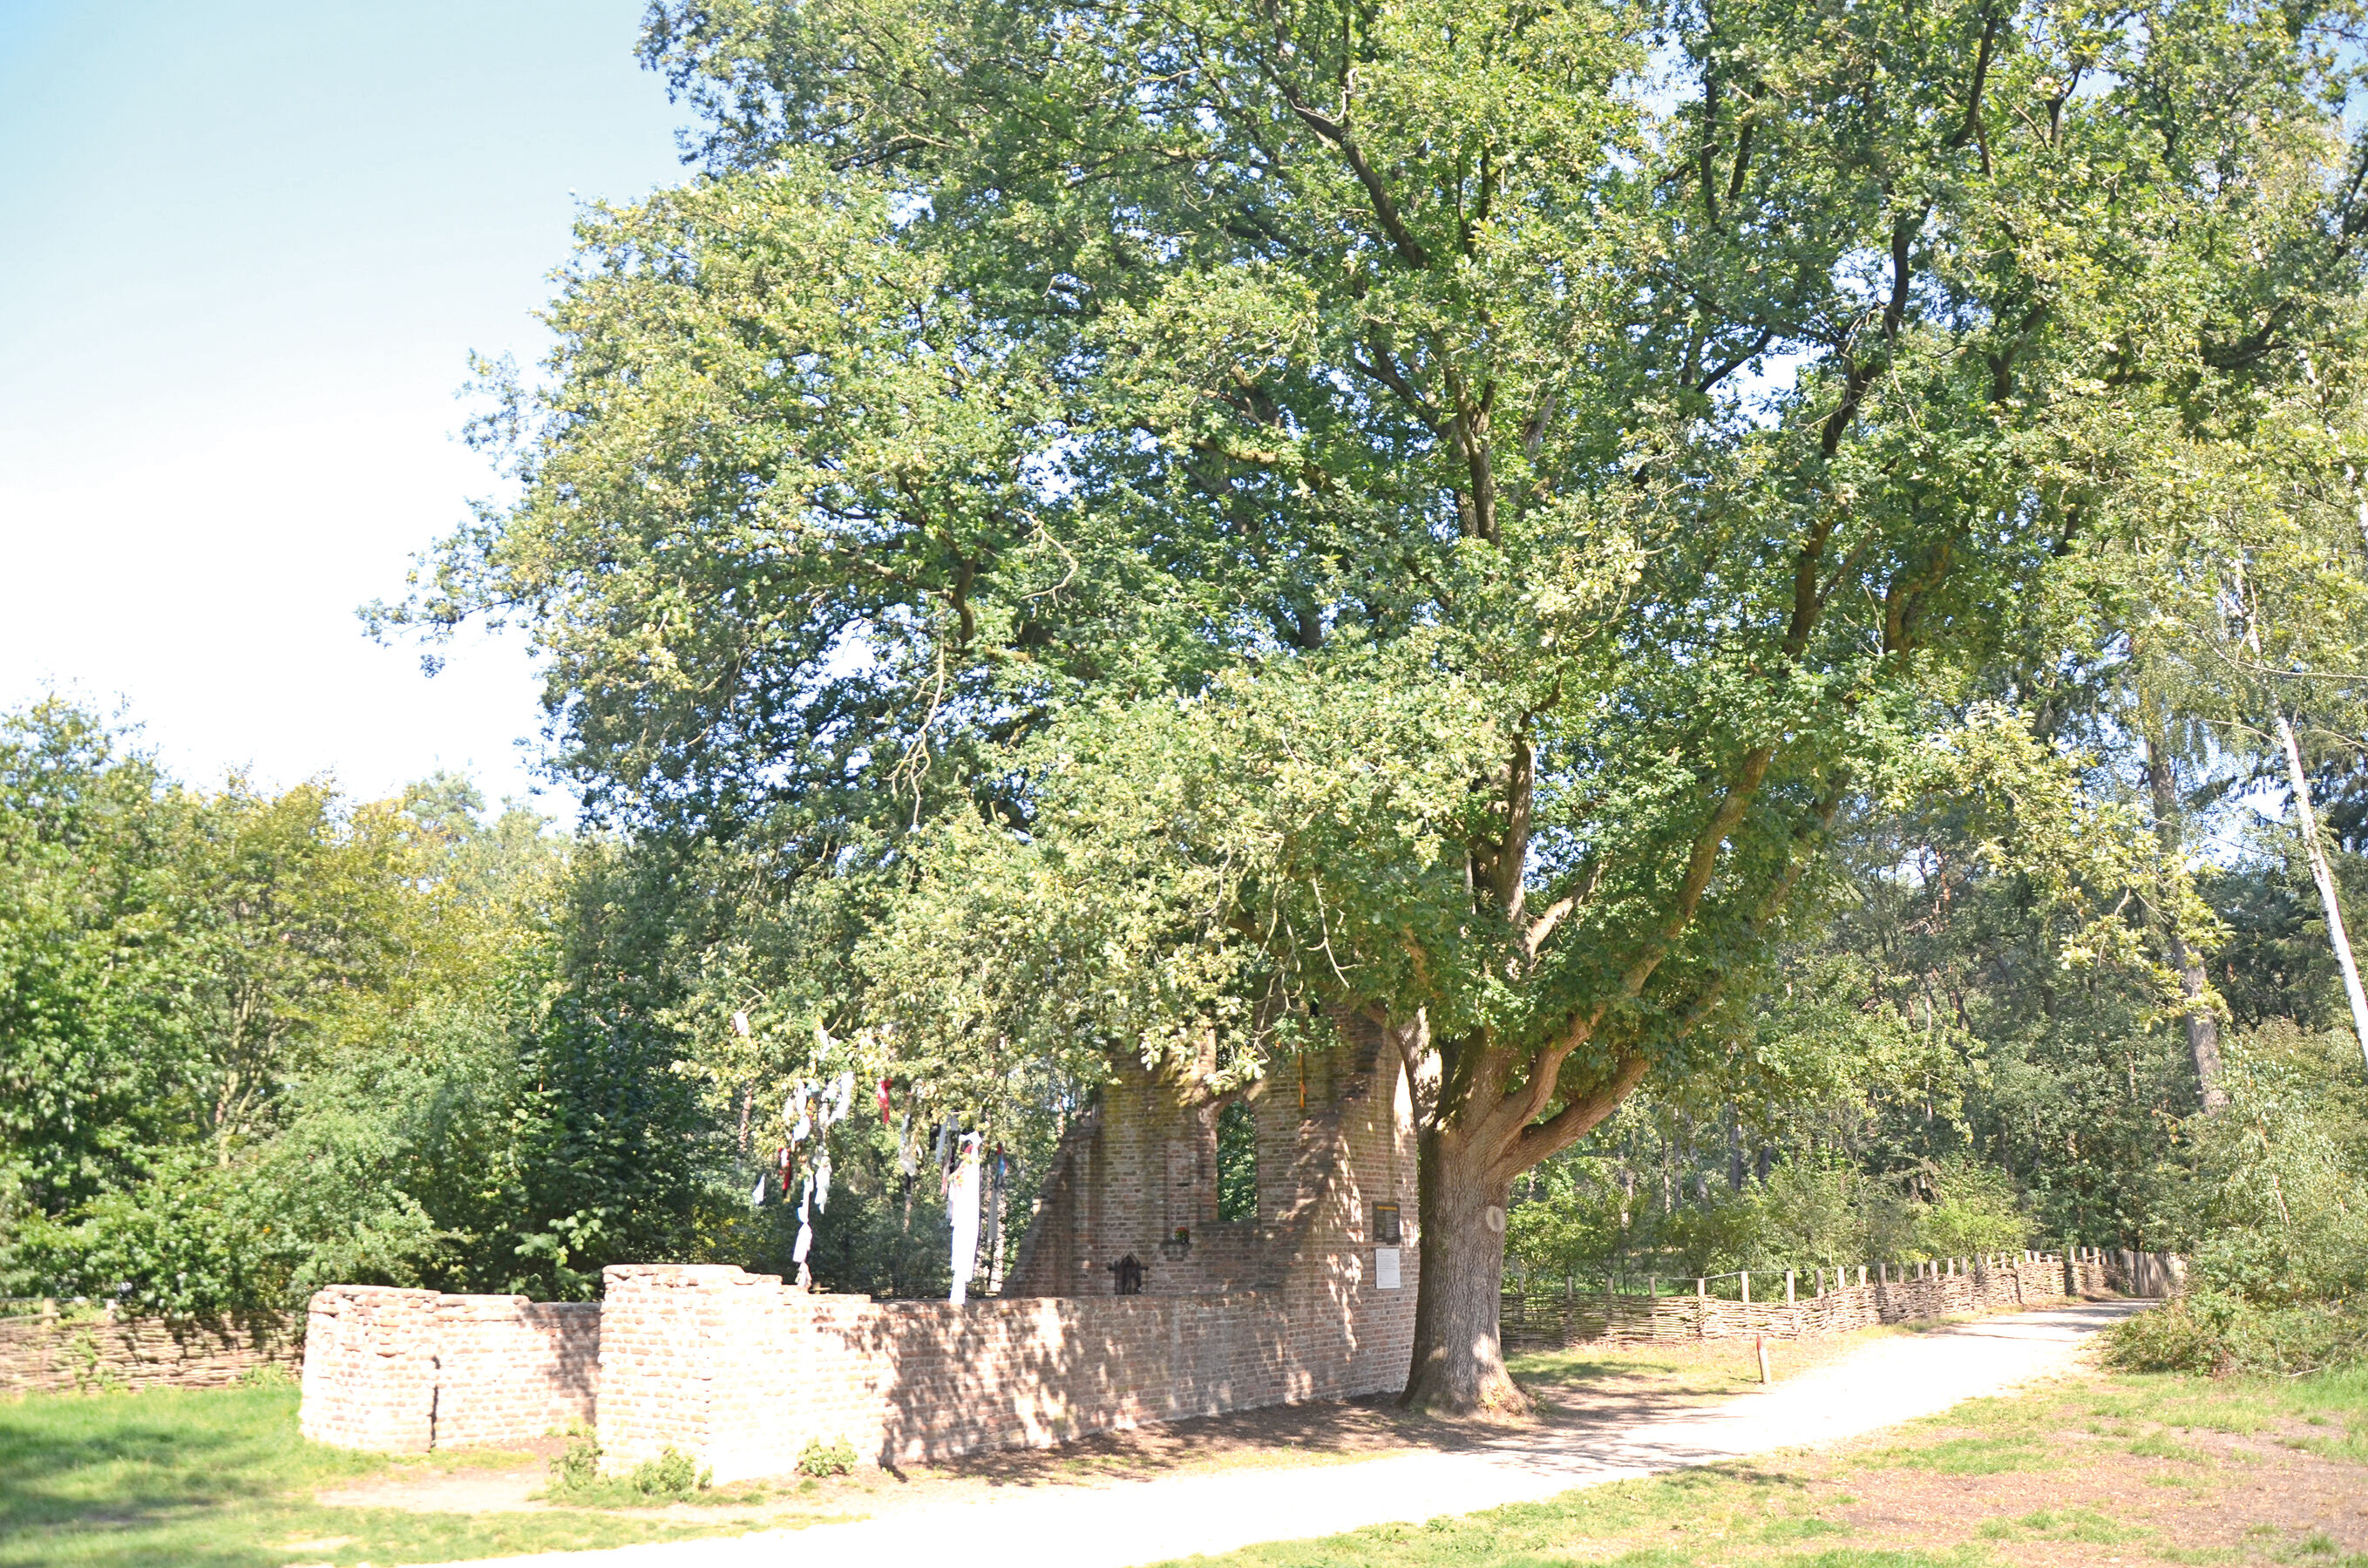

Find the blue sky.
xmin=0 ymin=2 xmax=691 ymax=817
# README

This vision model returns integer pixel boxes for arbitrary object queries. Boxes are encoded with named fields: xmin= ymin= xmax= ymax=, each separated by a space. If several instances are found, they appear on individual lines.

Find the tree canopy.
xmin=373 ymin=0 xmax=2368 ymax=1406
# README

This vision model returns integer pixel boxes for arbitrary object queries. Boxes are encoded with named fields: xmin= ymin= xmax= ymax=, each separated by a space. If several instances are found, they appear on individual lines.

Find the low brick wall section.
xmin=596 ymin=1264 xmax=1395 ymax=1482
xmin=1504 ymin=1252 xmax=2118 ymax=1349
xmin=0 ymin=1307 xmax=297 ymax=1394
xmin=299 ymin=1286 xmax=598 ymax=1453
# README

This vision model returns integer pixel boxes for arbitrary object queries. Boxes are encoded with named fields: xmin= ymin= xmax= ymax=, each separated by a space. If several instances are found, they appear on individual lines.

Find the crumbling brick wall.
xmin=304 ymin=1033 xmax=1425 ymax=1471
xmin=298 ymin=1285 xmax=598 ymax=1453
xmin=594 ymin=1264 xmax=1299 ymax=1481
xmin=1002 ymin=1029 xmax=1420 ymax=1396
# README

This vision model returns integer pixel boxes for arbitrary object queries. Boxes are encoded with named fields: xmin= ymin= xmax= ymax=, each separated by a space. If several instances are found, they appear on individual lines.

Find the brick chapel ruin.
xmin=300 ymin=1029 xmax=1422 ymax=1476
xmin=297 ymin=1022 xmax=2128 ymax=1476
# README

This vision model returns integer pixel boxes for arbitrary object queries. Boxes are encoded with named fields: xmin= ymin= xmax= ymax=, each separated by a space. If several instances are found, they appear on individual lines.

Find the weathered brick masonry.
xmin=0 ymin=1306 xmax=296 ymax=1394
xmin=597 ymin=1266 xmax=1322 ymax=1481
xmin=298 ymin=1286 xmax=598 ymax=1452
xmin=292 ymin=1020 xmax=2176 ymax=1479
xmin=301 ymin=1037 xmax=1423 ymax=1475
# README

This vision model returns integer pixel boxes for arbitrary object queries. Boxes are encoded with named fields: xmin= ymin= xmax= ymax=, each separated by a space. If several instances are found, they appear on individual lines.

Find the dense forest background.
xmin=3 ymin=684 xmax=2362 ymax=1348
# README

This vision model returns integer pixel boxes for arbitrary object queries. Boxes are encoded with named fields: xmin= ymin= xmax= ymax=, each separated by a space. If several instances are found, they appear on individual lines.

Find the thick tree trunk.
xmin=1401 ymin=1125 xmax=1526 ymax=1414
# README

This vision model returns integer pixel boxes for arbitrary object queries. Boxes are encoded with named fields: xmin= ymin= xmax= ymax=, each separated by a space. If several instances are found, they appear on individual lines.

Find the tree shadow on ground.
xmin=892 ymin=1363 xmax=1735 ymax=1490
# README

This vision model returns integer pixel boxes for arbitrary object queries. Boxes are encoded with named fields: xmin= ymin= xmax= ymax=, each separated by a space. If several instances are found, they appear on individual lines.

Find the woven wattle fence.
xmin=1501 ymin=1246 xmax=2168 ymax=1348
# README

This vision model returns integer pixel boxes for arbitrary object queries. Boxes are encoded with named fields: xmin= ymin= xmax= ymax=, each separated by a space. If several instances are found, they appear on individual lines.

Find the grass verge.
xmin=0 ymin=1378 xmax=761 ymax=1567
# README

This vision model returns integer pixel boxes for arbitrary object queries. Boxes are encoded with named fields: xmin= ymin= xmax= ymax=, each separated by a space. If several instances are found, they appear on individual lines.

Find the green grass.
xmin=1870 ymin=1435 xmax=2057 ymax=1475
xmin=1504 ymin=1346 xmax=1687 ymax=1381
xmin=1973 ymin=1506 xmax=2146 ymax=1544
xmin=0 ymin=1379 xmax=763 ymax=1566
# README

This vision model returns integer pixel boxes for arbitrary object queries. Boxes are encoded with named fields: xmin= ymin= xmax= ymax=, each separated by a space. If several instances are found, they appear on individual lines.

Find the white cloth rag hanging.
xmin=948 ymin=1133 xmax=983 ymax=1305
xmin=793 ymin=1169 xmax=816 ymax=1286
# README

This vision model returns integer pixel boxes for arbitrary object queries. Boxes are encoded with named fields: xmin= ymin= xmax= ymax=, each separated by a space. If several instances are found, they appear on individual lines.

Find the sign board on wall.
xmin=1374 ymin=1247 xmax=1401 ymax=1290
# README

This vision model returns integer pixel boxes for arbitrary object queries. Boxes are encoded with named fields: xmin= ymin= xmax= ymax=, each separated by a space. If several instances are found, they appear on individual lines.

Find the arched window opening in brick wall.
xmin=1216 ymin=1100 xmax=1258 ymax=1222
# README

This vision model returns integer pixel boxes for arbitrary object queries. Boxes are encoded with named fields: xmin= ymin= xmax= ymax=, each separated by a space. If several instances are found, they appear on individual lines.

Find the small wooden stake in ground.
xmin=1755 ymin=1336 xmax=1771 ymax=1384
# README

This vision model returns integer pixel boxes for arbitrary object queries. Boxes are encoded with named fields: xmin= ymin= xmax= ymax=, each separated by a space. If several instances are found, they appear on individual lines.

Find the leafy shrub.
xmin=1912 ymin=1156 xmax=2037 ymax=1257
xmin=2170 ymin=1028 xmax=2368 ymax=1309
xmin=797 ymin=1436 xmax=858 ymax=1477
xmin=2105 ymin=1290 xmax=2368 ymax=1376
xmin=548 ymin=1426 xmax=601 ymax=1491
xmin=542 ymin=1431 xmax=711 ymax=1503
xmin=628 ymin=1447 xmax=709 ymax=1498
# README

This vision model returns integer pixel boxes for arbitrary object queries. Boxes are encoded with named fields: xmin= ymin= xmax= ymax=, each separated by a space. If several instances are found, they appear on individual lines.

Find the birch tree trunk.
xmin=2242 ymin=582 xmax=2368 ymax=1072
xmin=2272 ymin=713 xmax=2368 ymax=1072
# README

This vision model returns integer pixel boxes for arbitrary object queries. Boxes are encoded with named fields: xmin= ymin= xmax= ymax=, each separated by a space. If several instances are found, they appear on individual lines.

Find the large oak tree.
xmin=398 ymin=0 xmax=2368 ymax=1408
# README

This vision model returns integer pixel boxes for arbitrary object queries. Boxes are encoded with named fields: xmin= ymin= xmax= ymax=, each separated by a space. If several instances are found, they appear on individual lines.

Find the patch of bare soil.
xmin=316 ymin=1467 xmax=550 ymax=1515
xmin=1771 ymin=1385 xmax=2368 ymax=1565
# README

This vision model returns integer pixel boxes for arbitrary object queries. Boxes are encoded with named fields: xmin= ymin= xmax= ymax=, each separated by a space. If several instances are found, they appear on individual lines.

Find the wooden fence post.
xmin=1786 ymin=1270 xmax=1795 ymax=1305
xmin=1740 ymin=1271 xmax=1751 ymax=1305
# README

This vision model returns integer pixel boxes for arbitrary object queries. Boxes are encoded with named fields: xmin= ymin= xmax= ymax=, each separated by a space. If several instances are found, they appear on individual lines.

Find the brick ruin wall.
xmin=0 ymin=1307 xmax=298 ymax=1395
xmin=1000 ymin=1029 xmax=1421 ymax=1401
xmin=302 ymin=1041 xmax=1423 ymax=1474
xmin=298 ymin=1286 xmax=598 ymax=1453
xmin=597 ymin=1264 xmax=1313 ymax=1480
xmin=296 ymin=1262 xmax=1398 ymax=1477
xmin=295 ymin=1034 xmax=2165 ymax=1476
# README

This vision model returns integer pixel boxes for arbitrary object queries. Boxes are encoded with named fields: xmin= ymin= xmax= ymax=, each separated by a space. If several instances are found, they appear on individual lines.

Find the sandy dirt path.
xmin=414 ymin=1300 xmax=2149 ymax=1568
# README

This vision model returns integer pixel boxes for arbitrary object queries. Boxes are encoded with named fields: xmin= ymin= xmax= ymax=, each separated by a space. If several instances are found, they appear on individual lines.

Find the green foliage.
xmin=1217 ymin=1102 xmax=1258 ymax=1224
xmin=2100 ymin=1026 xmax=2368 ymax=1374
xmin=627 ymin=1447 xmax=709 ymax=1499
xmin=405 ymin=0 xmax=2368 ymax=1363
xmin=0 ymin=702 xmax=717 ymax=1314
xmin=2106 ymin=1292 xmax=2368 ymax=1377
xmin=795 ymin=1436 xmax=857 ymax=1477
xmin=550 ymin=1426 xmax=602 ymax=1492
xmin=0 ymin=702 xmax=200 ymax=1218
xmin=1509 ymin=1147 xmax=2031 ymax=1283
xmin=1915 ymin=1159 xmax=2038 ymax=1259
xmin=2172 ymin=1027 xmax=2368 ymax=1307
